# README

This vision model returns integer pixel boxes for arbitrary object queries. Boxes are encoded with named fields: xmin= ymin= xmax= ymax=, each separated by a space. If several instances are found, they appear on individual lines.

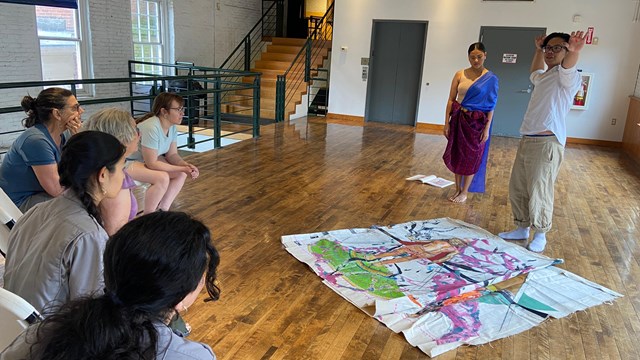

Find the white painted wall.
xmin=174 ymin=0 xmax=216 ymax=67
xmin=329 ymin=0 xmax=640 ymax=142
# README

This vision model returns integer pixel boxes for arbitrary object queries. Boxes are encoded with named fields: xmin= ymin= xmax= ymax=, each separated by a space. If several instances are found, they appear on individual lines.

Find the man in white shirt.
xmin=499 ymin=31 xmax=586 ymax=252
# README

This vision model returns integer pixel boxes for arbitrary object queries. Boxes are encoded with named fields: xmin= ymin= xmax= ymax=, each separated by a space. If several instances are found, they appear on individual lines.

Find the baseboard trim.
xmin=566 ymin=137 xmax=622 ymax=147
xmin=323 ymin=116 xmax=621 ymax=147
xmin=416 ymin=123 xmax=444 ymax=134
xmin=326 ymin=113 xmax=365 ymax=124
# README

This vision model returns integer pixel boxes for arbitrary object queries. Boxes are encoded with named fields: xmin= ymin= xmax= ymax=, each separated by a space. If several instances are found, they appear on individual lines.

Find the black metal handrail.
xmin=0 ymin=64 xmax=261 ymax=155
xmin=219 ymin=0 xmax=283 ymax=70
xmin=275 ymin=2 xmax=333 ymax=122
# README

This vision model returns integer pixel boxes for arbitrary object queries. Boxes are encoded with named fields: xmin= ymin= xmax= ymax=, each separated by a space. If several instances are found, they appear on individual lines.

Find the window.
xmin=36 ymin=1 xmax=91 ymax=94
xmin=131 ymin=0 xmax=167 ymax=76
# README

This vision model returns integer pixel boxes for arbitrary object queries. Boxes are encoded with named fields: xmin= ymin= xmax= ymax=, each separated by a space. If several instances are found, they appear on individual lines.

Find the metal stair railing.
xmin=275 ymin=2 xmax=333 ymax=122
xmin=0 ymin=63 xmax=261 ymax=156
xmin=129 ymin=60 xmax=262 ymax=148
xmin=217 ymin=0 xmax=282 ymax=120
xmin=219 ymin=0 xmax=283 ymax=71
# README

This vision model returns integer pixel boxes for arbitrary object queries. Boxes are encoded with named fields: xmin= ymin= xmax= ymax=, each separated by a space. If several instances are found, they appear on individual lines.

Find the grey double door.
xmin=365 ymin=21 xmax=427 ymax=126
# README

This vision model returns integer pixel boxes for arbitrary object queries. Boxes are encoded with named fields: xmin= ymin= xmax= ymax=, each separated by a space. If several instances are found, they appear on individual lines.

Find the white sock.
xmin=527 ymin=232 xmax=547 ymax=252
xmin=498 ymin=226 xmax=530 ymax=240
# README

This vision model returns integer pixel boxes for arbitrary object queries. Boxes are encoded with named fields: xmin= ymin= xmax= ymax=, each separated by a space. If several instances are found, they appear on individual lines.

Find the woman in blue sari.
xmin=443 ymin=42 xmax=499 ymax=203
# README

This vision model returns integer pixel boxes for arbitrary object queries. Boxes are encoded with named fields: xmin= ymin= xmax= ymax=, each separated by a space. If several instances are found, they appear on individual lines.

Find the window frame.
xmin=35 ymin=0 xmax=94 ymax=97
xmin=131 ymin=0 xmax=172 ymax=76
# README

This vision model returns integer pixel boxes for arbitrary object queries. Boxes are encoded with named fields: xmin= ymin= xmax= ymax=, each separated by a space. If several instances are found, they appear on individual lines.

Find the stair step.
xmin=271 ymin=37 xmax=308 ymax=46
xmin=251 ymin=68 xmax=304 ymax=78
xmin=260 ymin=52 xmax=298 ymax=62
xmin=236 ymin=87 xmax=276 ymax=98
xmin=224 ymin=95 xmax=277 ymax=110
xmin=255 ymin=60 xmax=292 ymax=70
xmin=266 ymin=44 xmax=304 ymax=54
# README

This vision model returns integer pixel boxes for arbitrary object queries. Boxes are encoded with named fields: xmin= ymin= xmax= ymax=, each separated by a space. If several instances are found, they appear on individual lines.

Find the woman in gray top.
xmin=1 ymin=211 xmax=221 ymax=360
xmin=3 ymin=131 xmax=126 ymax=312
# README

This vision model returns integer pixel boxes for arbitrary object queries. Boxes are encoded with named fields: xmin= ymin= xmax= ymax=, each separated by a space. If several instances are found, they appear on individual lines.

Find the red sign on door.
xmin=585 ymin=27 xmax=594 ymax=45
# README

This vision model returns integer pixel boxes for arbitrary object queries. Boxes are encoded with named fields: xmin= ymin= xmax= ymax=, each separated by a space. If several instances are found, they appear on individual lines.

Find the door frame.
xmin=364 ymin=19 xmax=428 ymax=126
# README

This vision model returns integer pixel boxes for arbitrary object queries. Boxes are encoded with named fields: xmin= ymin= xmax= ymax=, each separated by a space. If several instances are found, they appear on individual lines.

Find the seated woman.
xmin=0 ymin=87 xmax=83 ymax=211
xmin=129 ymin=92 xmax=199 ymax=213
xmin=3 ymin=131 xmax=126 ymax=312
xmin=1 ymin=211 xmax=221 ymax=360
xmin=81 ymin=108 xmax=141 ymax=235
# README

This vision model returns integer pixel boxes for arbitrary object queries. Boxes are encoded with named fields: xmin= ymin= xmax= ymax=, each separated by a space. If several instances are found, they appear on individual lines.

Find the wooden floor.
xmin=173 ymin=117 xmax=640 ymax=360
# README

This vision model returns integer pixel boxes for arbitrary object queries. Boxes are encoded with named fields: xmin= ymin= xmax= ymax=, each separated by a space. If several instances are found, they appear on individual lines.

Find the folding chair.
xmin=0 ymin=287 xmax=42 ymax=351
xmin=0 ymin=188 xmax=22 ymax=257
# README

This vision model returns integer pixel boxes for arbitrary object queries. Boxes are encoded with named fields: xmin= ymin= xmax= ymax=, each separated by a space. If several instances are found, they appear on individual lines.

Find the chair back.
xmin=0 ymin=188 xmax=22 ymax=257
xmin=0 ymin=188 xmax=21 ymax=223
xmin=0 ymin=287 xmax=42 ymax=351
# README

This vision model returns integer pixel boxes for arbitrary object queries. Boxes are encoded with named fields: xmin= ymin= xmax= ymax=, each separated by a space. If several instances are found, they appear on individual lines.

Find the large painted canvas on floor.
xmin=282 ymin=218 xmax=621 ymax=357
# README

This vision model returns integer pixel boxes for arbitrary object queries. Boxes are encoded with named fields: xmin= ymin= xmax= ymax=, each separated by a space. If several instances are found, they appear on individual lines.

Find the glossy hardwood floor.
xmin=174 ymin=117 xmax=640 ymax=360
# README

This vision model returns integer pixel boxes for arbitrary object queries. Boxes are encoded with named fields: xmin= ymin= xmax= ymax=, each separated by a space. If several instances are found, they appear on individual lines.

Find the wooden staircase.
xmin=225 ymin=37 xmax=331 ymax=120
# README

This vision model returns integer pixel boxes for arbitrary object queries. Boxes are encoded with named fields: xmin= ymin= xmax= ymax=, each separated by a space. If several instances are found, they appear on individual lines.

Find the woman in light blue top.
xmin=129 ymin=92 xmax=199 ymax=213
xmin=0 ymin=87 xmax=83 ymax=211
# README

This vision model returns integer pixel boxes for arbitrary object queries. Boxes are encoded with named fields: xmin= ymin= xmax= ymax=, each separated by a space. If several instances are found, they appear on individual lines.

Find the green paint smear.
xmin=309 ymin=238 xmax=404 ymax=299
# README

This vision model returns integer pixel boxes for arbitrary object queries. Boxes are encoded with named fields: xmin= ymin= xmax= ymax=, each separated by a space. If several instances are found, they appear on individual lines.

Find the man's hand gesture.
xmin=566 ymin=31 xmax=587 ymax=53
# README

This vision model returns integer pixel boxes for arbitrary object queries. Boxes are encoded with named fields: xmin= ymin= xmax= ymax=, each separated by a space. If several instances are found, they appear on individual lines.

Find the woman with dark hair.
xmin=0 ymin=87 xmax=84 ymax=211
xmin=129 ymin=92 xmax=199 ymax=213
xmin=82 ymin=107 xmax=141 ymax=234
xmin=1 ymin=211 xmax=221 ymax=360
xmin=3 ymin=131 xmax=126 ymax=312
xmin=443 ymin=42 xmax=499 ymax=203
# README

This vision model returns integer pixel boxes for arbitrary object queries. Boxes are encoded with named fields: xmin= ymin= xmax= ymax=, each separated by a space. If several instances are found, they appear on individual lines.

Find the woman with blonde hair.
xmin=129 ymin=92 xmax=199 ymax=213
xmin=82 ymin=107 xmax=141 ymax=234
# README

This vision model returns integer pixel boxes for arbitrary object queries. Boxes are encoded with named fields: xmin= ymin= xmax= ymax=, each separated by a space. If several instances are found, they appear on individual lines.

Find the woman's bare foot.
xmin=452 ymin=192 xmax=467 ymax=203
xmin=448 ymin=189 xmax=461 ymax=201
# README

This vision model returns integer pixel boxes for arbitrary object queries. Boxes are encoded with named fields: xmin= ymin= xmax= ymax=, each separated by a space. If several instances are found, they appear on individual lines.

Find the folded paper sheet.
xmin=282 ymin=218 xmax=621 ymax=357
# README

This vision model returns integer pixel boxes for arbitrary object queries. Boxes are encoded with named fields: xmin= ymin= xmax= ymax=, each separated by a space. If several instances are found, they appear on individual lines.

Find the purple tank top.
xmin=121 ymin=170 xmax=138 ymax=220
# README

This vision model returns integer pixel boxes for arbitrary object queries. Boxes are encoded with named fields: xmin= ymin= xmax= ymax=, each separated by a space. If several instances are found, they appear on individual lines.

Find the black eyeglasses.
xmin=169 ymin=106 xmax=185 ymax=113
xmin=541 ymin=45 xmax=568 ymax=54
xmin=68 ymin=103 xmax=82 ymax=112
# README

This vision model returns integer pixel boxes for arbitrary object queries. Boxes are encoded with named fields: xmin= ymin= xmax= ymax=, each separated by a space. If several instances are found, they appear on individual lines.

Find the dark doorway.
xmin=286 ymin=0 xmax=307 ymax=38
xmin=480 ymin=26 xmax=546 ymax=137
xmin=365 ymin=21 xmax=428 ymax=126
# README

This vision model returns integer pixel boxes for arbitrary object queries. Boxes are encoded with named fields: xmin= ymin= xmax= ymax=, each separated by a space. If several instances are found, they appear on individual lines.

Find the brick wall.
xmin=0 ymin=3 xmax=43 ymax=150
xmin=174 ymin=0 xmax=215 ymax=67
xmin=0 ymin=0 xmax=261 ymax=154
xmin=213 ymin=0 xmax=262 ymax=67
xmin=87 ymin=0 xmax=133 ymax=99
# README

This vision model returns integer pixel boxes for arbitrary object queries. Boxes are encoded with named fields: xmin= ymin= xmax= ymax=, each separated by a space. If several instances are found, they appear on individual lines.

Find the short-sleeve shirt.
xmin=519 ymin=65 xmax=581 ymax=146
xmin=129 ymin=116 xmax=177 ymax=161
xmin=0 ymin=123 xmax=63 ymax=207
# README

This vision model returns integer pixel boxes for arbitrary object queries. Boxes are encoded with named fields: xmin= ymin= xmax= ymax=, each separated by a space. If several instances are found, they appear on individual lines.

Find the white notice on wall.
xmin=502 ymin=53 xmax=517 ymax=64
